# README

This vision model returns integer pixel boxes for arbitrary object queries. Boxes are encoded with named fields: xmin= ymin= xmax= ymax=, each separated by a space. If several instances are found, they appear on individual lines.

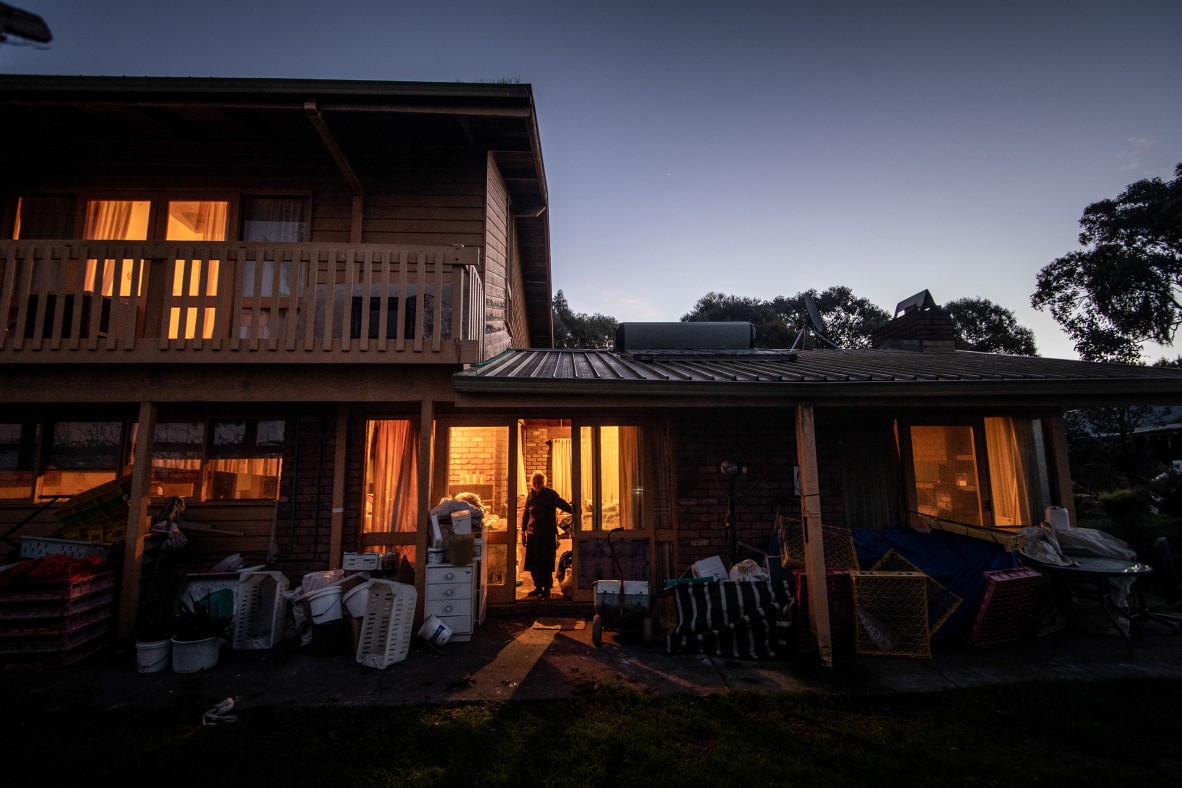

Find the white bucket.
xmin=417 ymin=614 xmax=452 ymax=647
xmin=342 ymin=583 xmax=369 ymax=619
xmin=170 ymin=636 xmax=220 ymax=673
xmin=427 ymin=548 xmax=445 ymax=565
xmin=306 ymin=585 xmax=343 ymax=624
xmin=135 ymin=639 xmax=170 ymax=673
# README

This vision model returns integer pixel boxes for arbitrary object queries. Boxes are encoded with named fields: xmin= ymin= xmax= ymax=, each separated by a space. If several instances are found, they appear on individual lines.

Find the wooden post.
xmin=1044 ymin=415 xmax=1077 ymax=527
xmin=117 ymin=400 xmax=156 ymax=640
xmin=328 ymin=405 xmax=349 ymax=568
xmin=795 ymin=404 xmax=834 ymax=667
xmin=415 ymin=399 xmax=435 ymax=616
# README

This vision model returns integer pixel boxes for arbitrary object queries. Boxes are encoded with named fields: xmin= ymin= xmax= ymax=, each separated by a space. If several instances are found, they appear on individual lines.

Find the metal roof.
xmin=453 ymin=348 xmax=1182 ymax=406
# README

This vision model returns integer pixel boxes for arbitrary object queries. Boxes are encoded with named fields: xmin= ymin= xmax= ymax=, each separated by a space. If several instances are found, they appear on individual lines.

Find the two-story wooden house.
xmin=4 ymin=75 xmax=1181 ymax=663
xmin=0 ymin=75 xmax=553 ymax=637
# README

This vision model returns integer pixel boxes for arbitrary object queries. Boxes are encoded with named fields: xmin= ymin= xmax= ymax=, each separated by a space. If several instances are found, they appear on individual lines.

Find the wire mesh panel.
xmin=851 ymin=571 xmax=931 ymax=658
xmin=869 ymin=549 xmax=963 ymax=635
xmin=777 ymin=515 xmax=858 ymax=571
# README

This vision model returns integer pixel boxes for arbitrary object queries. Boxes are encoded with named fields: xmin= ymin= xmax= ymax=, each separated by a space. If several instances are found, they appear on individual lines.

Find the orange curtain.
xmin=366 ymin=420 xmax=418 ymax=534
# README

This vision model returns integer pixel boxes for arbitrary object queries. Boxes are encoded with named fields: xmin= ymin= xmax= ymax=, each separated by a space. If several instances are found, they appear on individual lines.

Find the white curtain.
xmin=551 ymin=438 xmax=573 ymax=503
xmin=985 ymin=418 xmax=1029 ymax=526
xmin=517 ymin=422 xmax=529 ymax=497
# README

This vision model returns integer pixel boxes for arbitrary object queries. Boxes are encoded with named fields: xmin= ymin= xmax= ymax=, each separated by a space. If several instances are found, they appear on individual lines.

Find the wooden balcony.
xmin=0 ymin=242 xmax=484 ymax=364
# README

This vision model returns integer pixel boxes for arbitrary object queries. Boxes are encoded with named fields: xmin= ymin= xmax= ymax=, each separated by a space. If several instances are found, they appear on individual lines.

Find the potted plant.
xmin=170 ymin=591 xmax=233 ymax=673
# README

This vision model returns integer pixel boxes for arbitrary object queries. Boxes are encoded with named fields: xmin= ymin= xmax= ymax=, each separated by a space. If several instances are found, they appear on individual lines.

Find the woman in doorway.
xmin=521 ymin=472 xmax=573 ymax=599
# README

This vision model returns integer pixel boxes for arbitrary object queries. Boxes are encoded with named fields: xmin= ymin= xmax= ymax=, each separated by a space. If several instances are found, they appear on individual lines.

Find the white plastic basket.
xmin=19 ymin=536 xmax=112 ymax=561
xmin=356 ymin=579 xmax=418 ymax=669
xmin=231 ymin=571 xmax=290 ymax=650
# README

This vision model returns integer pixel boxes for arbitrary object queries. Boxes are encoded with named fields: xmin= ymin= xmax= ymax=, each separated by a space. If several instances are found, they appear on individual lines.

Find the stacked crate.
xmin=0 ymin=565 xmax=116 ymax=668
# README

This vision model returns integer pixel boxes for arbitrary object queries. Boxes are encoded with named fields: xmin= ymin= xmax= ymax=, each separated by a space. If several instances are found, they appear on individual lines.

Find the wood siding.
xmin=483 ymin=155 xmax=512 ymax=357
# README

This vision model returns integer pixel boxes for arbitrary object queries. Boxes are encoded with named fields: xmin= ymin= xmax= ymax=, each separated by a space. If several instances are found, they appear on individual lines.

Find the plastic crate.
xmin=356 ymin=579 xmax=417 ymax=669
xmin=851 ymin=571 xmax=931 ymax=658
xmin=231 ymin=571 xmax=290 ymax=650
xmin=19 ymin=536 xmax=113 ymax=562
xmin=967 ymin=567 xmax=1042 ymax=646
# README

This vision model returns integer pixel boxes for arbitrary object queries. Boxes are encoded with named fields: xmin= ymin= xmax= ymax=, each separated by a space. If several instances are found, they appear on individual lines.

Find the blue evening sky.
xmin=3 ymin=1 xmax=1180 ymax=360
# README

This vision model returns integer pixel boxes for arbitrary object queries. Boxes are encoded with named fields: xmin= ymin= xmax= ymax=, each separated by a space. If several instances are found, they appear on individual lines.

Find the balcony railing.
xmin=0 ymin=242 xmax=484 ymax=364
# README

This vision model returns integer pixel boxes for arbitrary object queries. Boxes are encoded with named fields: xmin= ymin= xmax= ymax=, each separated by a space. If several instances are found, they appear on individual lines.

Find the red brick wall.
xmin=270 ymin=406 xmax=341 ymax=578
xmin=671 ymin=410 xmax=797 ymax=572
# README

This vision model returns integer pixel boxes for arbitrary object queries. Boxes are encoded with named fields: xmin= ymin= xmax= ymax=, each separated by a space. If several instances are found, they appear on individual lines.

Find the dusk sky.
xmin=3 ymin=1 xmax=1180 ymax=360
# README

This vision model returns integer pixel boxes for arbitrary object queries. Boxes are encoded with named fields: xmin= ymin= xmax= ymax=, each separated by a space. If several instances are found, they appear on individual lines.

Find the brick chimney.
xmin=870 ymin=290 xmax=957 ymax=352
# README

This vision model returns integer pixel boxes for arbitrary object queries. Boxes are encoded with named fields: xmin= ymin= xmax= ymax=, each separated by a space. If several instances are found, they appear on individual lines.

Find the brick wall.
xmin=671 ymin=410 xmax=797 ymax=571
xmin=271 ymin=406 xmax=340 ymax=578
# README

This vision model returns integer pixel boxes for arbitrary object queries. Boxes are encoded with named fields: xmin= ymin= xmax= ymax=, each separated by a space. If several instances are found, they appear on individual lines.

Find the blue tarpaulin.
xmin=851 ymin=527 xmax=1019 ymax=639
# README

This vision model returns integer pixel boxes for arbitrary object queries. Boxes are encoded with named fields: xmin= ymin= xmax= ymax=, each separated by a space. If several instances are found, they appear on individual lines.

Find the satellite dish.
xmin=790 ymin=293 xmax=841 ymax=351
xmin=804 ymin=294 xmax=826 ymax=335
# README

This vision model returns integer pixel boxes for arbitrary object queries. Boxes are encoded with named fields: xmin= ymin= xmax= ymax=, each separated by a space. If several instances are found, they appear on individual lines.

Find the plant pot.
xmin=170 ymin=635 xmax=220 ymax=673
xmin=135 ymin=639 xmax=171 ymax=673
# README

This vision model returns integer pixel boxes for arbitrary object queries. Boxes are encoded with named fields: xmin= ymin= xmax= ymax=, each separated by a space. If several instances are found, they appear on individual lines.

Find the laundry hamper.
xmin=356 ymin=580 xmax=417 ymax=669
xmin=232 ymin=571 xmax=290 ymax=650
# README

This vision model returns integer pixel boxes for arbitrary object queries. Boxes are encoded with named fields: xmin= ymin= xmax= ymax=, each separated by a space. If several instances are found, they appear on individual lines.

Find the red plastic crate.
xmin=967 ymin=567 xmax=1041 ymax=646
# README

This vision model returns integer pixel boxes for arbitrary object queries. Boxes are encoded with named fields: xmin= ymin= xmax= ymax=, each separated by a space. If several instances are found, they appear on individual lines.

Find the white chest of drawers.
xmin=424 ymin=563 xmax=475 ymax=641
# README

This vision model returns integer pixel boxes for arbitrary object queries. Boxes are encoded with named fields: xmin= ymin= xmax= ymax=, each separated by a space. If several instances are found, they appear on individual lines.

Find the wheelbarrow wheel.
xmin=592 ymin=613 xmax=603 ymax=646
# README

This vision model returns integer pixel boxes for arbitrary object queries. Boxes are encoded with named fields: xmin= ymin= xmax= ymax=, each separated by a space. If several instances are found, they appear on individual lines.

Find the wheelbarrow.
xmin=591 ymin=527 xmax=653 ymax=645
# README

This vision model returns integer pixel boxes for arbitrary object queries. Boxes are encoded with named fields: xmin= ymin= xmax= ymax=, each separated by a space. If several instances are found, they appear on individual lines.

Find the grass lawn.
xmin=4 ymin=677 xmax=1180 ymax=786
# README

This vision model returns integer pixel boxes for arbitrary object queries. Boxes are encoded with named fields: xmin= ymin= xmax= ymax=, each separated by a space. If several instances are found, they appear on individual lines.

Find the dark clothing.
xmin=521 ymin=486 xmax=572 ymax=591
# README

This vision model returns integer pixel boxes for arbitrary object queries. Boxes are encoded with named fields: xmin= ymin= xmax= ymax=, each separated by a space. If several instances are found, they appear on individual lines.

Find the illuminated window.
xmin=909 ymin=425 xmax=983 ymax=526
xmin=151 ymin=422 xmax=205 ymax=499
xmin=166 ymin=201 xmax=228 ymax=339
xmin=903 ymin=418 xmax=1049 ymax=528
xmin=580 ymin=425 xmax=644 ymax=531
xmin=205 ymin=420 xmax=284 ymax=500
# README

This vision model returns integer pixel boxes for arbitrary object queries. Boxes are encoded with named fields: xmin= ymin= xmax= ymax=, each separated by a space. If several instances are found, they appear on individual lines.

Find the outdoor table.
xmin=1019 ymin=555 xmax=1153 ymax=656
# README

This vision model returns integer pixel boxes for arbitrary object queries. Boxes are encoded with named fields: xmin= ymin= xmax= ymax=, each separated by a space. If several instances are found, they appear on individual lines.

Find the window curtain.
xmin=619 ymin=427 xmax=640 ymax=529
xmin=241 ymin=197 xmax=308 ymax=242
xmin=985 ymin=418 xmax=1030 ymax=526
xmin=551 ymin=438 xmax=573 ymax=503
xmin=83 ymin=200 xmax=142 ymax=296
xmin=518 ymin=422 xmax=530 ymax=497
xmin=366 ymin=420 xmax=418 ymax=534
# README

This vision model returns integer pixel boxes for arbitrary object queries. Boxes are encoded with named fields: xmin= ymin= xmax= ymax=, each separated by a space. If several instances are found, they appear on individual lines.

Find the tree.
xmin=772 ymin=287 xmax=891 ymax=349
xmin=552 ymin=290 xmax=617 ymax=349
xmin=1031 ymin=163 xmax=1182 ymax=362
xmin=943 ymin=297 xmax=1038 ymax=355
xmin=680 ymin=292 xmax=793 ymax=347
xmin=682 ymin=287 xmax=891 ymax=349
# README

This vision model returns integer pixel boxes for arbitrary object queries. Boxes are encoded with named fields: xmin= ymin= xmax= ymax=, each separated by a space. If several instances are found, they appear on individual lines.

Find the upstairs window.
xmin=241 ymin=197 xmax=308 ymax=242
